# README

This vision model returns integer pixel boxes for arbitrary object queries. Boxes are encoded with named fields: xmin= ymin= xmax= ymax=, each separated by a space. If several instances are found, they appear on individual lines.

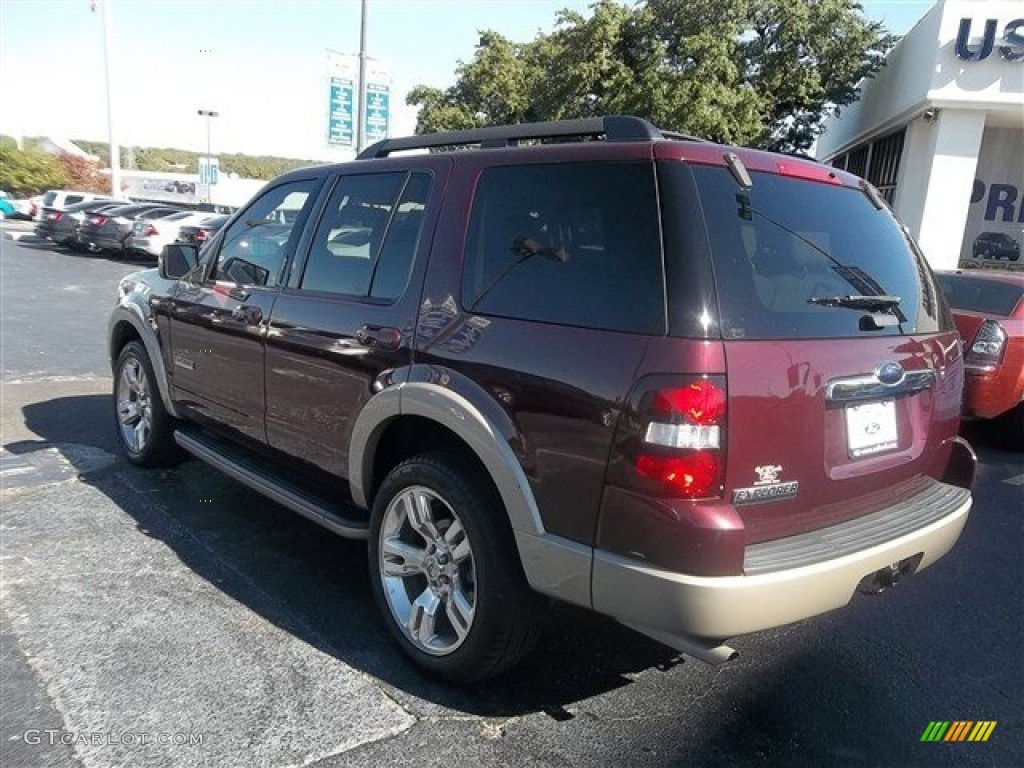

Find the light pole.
xmin=356 ymin=0 xmax=368 ymax=153
xmin=100 ymin=0 xmax=122 ymax=197
xmin=197 ymin=109 xmax=219 ymax=205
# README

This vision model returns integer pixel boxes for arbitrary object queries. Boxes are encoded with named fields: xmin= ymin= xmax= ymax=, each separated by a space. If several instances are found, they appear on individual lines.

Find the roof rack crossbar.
xmin=357 ymin=115 xmax=667 ymax=159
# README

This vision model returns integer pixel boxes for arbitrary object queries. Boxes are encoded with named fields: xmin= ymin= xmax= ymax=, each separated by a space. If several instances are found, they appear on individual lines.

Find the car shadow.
xmin=8 ymin=236 xmax=155 ymax=264
xmin=8 ymin=393 xmax=685 ymax=718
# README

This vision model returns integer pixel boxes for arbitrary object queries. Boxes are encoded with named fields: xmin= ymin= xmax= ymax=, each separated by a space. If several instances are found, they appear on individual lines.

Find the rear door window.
xmin=684 ymin=165 xmax=946 ymax=339
xmin=462 ymin=162 xmax=665 ymax=335
xmin=299 ymin=171 xmax=429 ymax=300
xmin=935 ymin=273 xmax=1023 ymax=317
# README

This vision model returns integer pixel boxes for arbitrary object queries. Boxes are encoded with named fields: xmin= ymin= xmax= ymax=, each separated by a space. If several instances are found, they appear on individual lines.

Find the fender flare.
xmin=108 ymin=304 xmax=180 ymax=419
xmin=348 ymin=380 xmax=593 ymax=608
xmin=348 ymin=381 xmax=544 ymax=537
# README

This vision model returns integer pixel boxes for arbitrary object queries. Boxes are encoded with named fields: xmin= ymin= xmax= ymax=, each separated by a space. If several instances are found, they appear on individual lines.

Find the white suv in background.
xmin=34 ymin=189 xmax=111 ymax=220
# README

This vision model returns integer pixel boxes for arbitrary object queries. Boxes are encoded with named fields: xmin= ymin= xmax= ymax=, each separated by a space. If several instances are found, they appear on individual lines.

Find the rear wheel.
xmin=114 ymin=341 xmax=180 ymax=466
xmin=369 ymin=453 xmax=540 ymax=683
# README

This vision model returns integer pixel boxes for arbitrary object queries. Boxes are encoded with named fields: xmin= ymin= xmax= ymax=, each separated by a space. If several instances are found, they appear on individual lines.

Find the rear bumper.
xmin=593 ymin=481 xmax=970 ymax=641
xmin=963 ymin=370 xmax=1024 ymax=421
xmin=89 ymin=235 xmax=125 ymax=252
xmin=124 ymin=237 xmax=161 ymax=257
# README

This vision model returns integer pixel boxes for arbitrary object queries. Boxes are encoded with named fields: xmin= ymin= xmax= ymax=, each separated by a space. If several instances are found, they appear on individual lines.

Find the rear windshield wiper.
xmin=807 ymin=294 xmax=901 ymax=311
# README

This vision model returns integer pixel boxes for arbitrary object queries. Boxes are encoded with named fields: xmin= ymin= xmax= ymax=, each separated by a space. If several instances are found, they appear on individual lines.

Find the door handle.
xmin=231 ymin=304 xmax=263 ymax=325
xmin=355 ymin=324 xmax=401 ymax=350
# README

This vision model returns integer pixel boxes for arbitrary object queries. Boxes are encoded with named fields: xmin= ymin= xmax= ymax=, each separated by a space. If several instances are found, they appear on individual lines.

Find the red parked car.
xmin=936 ymin=269 xmax=1024 ymax=449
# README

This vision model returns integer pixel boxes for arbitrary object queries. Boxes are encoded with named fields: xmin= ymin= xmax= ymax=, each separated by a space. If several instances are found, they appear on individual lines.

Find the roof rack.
xmin=356 ymin=115 xmax=697 ymax=160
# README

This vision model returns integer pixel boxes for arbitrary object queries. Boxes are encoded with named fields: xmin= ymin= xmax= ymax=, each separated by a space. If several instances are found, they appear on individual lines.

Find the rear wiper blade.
xmin=807 ymin=294 xmax=901 ymax=311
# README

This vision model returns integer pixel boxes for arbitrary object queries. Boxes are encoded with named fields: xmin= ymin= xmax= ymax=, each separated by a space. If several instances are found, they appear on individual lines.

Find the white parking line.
xmin=1003 ymin=474 xmax=1024 ymax=486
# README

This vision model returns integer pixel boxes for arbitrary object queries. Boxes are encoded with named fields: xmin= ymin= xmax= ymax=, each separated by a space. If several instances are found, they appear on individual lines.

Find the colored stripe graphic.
xmin=921 ymin=721 xmax=949 ymax=741
xmin=969 ymin=722 xmax=997 ymax=742
xmin=945 ymin=721 xmax=973 ymax=741
xmin=920 ymin=720 xmax=996 ymax=742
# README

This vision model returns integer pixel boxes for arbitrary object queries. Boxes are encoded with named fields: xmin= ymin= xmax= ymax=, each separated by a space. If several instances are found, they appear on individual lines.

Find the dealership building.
xmin=816 ymin=1 xmax=1023 ymax=270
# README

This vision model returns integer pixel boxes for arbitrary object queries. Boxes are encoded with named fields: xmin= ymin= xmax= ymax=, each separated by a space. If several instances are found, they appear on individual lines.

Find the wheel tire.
xmin=113 ymin=340 xmax=180 ymax=467
xmin=369 ymin=452 xmax=541 ymax=684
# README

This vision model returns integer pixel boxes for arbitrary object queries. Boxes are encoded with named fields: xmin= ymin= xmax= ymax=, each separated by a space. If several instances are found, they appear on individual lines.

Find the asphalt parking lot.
xmin=2 ymin=222 xmax=1022 ymax=767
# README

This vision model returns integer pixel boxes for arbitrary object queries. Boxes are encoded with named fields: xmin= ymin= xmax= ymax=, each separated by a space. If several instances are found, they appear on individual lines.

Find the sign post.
xmin=198 ymin=156 xmax=219 ymax=203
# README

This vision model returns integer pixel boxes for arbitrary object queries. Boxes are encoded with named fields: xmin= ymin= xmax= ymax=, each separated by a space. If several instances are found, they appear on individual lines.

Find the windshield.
xmin=685 ymin=166 xmax=947 ymax=340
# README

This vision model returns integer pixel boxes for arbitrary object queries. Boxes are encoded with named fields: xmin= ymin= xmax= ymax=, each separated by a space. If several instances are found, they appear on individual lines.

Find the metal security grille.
xmin=828 ymin=129 xmax=906 ymax=204
xmin=869 ymin=131 xmax=905 ymax=204
xmin=845 ymin=146 xmax=869 ymax=178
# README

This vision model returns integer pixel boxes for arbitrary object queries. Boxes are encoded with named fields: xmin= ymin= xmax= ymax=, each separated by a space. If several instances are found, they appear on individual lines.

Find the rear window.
xmin=682 ymin=165 xmax=946 ymax=340
xmin=935 ymin=273 xmax=1023 ymax=317
xmin=43 ymin=191 xmax=57 ymax=206
xmin=462 ymin=162 xmax=665 ymax=335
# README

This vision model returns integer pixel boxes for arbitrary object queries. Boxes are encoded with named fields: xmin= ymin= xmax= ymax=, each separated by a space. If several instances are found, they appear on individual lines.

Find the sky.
xmin=0 ymin=0 xmax=937 ymax=162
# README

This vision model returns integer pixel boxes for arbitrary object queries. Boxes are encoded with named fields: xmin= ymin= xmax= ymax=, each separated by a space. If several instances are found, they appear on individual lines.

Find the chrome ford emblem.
xmin=876 ymin=362 xmax=905 ymax=385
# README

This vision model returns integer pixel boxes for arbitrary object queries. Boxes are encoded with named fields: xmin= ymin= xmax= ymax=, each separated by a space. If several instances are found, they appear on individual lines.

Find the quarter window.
xmin=461 ymin=162 xmax=665 ymax=334
xmin=212 ymin=179 xmax=318 ymax=288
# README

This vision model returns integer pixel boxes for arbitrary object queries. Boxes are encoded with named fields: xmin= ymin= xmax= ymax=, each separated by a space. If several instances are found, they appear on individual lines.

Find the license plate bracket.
xmin=845 ymin=399 xmax=898 ymax=458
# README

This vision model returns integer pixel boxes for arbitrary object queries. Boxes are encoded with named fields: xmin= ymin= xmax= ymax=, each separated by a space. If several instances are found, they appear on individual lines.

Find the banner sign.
xmin=328 ymin=77 xmax=355 ymax=147
xmin=960 ymin=126 xmax=1024 ymax=269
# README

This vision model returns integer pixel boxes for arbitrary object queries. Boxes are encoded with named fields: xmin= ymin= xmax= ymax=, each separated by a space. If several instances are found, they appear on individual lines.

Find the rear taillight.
xmin=965 ymin=321 xmax=1007 ymax=372
xmin=195 ymin=229 xmax=209 ymax=242
xmin=143 ymin=224 xmax=158 ymax=237
xmin=613 ymin=376 xmax=727 ymax=499
xmin=92 ymin=214 xmax=108 ymax=226
xmin=47 ymin=211 xmax=63 ymax=221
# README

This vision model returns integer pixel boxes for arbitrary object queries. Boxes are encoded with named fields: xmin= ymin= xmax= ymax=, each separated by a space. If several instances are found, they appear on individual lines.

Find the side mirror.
xmin=159 ymin=243 xmax=199 ymax=279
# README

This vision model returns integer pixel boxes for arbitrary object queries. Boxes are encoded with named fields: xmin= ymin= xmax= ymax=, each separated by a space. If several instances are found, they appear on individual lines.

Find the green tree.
xmin=0 ymin=147 xmax=65 ymax=196
xmin=736 ymin=0 xmax=893 ymax=150
xmin=408 ymin=0 xmax=892 ymax=152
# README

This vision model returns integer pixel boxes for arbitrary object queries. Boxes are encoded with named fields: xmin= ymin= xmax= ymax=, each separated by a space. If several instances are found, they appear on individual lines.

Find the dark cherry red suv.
xmin=109 ymin=116 xmax=976 ymax=683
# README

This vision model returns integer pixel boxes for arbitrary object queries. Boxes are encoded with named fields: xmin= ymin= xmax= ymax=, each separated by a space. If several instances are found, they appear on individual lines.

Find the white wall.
xmin=928 ymin=3 xmax=1024 ymax=113
xmin=816 ymin=3 xmax=943 ymax=157
xmin=819 ymin=2 xmax=1024 ymax=158
xmin=914 ymin=110 xmax=987 ymax=269
xmin=118 ymin=170 xmax=265 ymax=209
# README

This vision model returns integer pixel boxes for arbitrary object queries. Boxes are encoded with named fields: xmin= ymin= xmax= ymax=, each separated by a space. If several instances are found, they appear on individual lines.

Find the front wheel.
xmin=369 ymin=453 xmax=540 ymax=683
xmin=113 ymin=341 xmax=180 ymax=466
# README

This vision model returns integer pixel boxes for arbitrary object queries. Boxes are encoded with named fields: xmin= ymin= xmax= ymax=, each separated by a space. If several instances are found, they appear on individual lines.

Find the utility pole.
xmin=356 ymin=0 xmax=368 ymax=154
xmin=100 ymin=0 xmax=122 ymax=197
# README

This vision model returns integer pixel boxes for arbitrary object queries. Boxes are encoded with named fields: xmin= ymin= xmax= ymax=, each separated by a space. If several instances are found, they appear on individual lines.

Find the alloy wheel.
xmin=116 ymin=355 xmax=154 ymax=454
xmin=378 ymin=485 xmax=477 ymax=656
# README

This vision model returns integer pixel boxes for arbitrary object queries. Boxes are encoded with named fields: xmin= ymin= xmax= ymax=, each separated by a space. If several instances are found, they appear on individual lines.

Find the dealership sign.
xmin=955 ymin=17 xmax=1024 ymax=61
xmin=959 ymin=127 xmax=1024 ymax=269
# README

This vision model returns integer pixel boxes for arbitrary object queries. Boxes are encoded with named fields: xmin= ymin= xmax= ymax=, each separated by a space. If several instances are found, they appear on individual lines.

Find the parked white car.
xmin=34 ymin=189 xmax=110 ymax=220
xmin=124 ymin=210 xmax=223 ymax=259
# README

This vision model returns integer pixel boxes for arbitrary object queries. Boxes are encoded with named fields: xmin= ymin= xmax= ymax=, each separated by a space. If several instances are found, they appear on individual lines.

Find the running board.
xmin=174 ymin=429 xmax=369 ymax=540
